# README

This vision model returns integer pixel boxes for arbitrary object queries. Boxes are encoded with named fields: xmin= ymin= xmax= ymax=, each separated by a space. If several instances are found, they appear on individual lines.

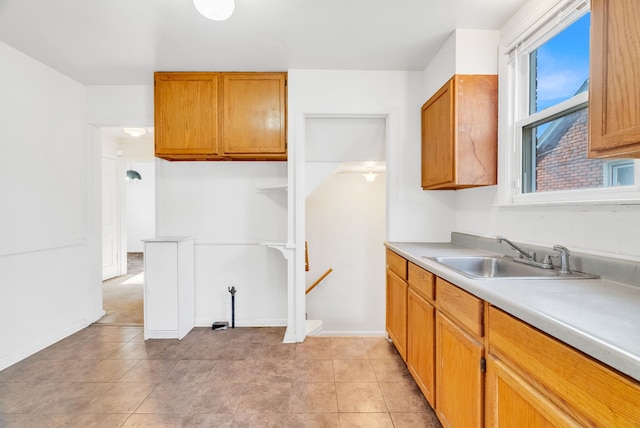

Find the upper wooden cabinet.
xmin=222 ymin=73 xmax=287 ymax=158
xmin=421 ymin=75 xmax=498 ymax=190
xmin=154 ymin=72 xmax=287 ymax=161
xmin=154 ymin=73 xmax=220 ymax=159
xmin=589 ymin=0 xmax=640 ymax=158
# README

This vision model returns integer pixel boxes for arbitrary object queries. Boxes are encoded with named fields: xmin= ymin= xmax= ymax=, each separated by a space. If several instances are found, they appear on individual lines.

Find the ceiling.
xmin=0 ymin=0 xmax=528 ymax=86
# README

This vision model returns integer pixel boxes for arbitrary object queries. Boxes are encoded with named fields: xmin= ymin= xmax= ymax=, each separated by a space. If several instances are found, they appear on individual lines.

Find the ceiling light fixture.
xmin=123 ymin=128 xmax=147 ymax=138
xmin=363 ymin=170 xmax=378 ymax=183
xmin=193 ymin=0 xmax=235 ymax=21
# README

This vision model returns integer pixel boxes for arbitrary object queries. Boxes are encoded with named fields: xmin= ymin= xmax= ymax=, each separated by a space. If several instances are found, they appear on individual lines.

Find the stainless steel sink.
xmin=425 ymin=256 xmax=598 ymax=280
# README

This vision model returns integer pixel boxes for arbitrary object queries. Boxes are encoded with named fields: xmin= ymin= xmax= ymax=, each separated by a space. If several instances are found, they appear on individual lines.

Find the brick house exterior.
xmin=535 ymin=108 xmax=603 ymax=192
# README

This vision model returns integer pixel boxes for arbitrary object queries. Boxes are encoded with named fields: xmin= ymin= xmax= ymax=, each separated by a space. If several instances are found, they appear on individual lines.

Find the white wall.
xmin=86 ymin=86 xmax=153 ymax=126
xmin=289 ymin=69 xmax=456 ymax=243
xmin=450 ymin=17 xmax=640 ymax=261
xmin=0 ymin=42 xmax=96 ymax=370
xmin=422 ymin=29 xmax=501 ymax=100
xmin=306 ymin=172 xmax=386 ymax=334
xmin=420 ymin=23 xmax=640 ymax=261
xmin=126 ymin=161 xmax=155 ymax=253
xmin=455 ymin=187 xmax=640 ymax=259
xmin=156 ymin=160 xmax=288 ymax=326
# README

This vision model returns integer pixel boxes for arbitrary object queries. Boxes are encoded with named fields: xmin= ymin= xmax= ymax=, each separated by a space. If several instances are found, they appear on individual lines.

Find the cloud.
xmin=535 ymin=69 xmax=585 ymax=103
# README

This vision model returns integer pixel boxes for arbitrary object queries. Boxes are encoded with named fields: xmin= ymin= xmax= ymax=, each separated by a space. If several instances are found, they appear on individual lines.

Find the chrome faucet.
xmin=497 ymin=236 xmax=554 ymax=269
xmin=551 ymin=245 xmax=571 ymax=274
xmin=497 ymin=236 xmax=535 ymax=261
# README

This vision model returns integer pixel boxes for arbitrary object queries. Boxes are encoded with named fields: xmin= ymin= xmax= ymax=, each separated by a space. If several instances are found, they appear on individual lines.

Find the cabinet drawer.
xmin=435 ymin=277 xmax=483 ymax=337
xmin=386 ymin=249 xmax=407 ymax=280
xmin=488 ymin=306 xmax=640 ymax=427
xmin=408 ymin=262 xmax=434 ymax=301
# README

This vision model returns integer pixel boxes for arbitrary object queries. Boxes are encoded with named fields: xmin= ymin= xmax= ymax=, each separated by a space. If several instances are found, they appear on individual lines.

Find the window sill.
xmin=495 ymin=186 xmax=640 ymax=207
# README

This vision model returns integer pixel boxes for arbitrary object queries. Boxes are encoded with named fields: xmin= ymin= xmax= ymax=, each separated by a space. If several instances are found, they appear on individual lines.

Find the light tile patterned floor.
xmin=0 ymin=326 xmax=441 ymax=427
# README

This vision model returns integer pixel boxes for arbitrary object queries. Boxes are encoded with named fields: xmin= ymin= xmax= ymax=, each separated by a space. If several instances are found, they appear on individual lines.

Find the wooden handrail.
xmin=305 ymin=268 xmax=333 ymax=295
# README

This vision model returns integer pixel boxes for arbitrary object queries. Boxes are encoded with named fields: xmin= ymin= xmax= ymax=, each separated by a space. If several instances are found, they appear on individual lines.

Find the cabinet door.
xmin=386 ymin=269 xmax=407 ymax=361
xmin=486 ymin=356 xmax=581 ymax=428
xmin=488 ymin=306 xmax=640 ymax=426
xmin=422 ymin=78 xmax=454 ymax=189
xmin=407 ymin=288 xmax=436 ymax=407
xmin=144 ymin=243 xmax=179 ymax=333
xmin=222 ymin=73 xmax=286 ymax=157
xmin=589 ymin=0 xmax=640 ymax=158
xmin=154 ymin=73 xmax=220 ymax=158
xmin=436 ymin=311 xmax=483 ymax=428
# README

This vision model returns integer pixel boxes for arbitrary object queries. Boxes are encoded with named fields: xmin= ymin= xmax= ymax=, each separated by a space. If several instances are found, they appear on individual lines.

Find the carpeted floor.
xmin=97 ymin=253 xmax=144 ymax=326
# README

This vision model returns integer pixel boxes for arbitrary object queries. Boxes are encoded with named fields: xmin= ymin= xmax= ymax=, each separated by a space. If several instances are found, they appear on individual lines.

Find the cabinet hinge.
xmin=480 ymin=357 xmax=486 ymax=373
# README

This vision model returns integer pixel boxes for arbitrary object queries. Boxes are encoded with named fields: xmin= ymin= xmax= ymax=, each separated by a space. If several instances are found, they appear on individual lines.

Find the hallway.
xmin=98 ymin=253 xmax=144 ymax=326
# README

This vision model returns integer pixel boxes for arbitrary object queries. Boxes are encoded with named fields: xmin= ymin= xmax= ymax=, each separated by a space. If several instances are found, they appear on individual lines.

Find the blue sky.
xmin=533 ymin=13 xmax=590 ymax=112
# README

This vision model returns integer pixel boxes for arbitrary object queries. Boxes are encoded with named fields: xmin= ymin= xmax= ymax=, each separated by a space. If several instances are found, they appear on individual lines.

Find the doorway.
xmin=300 ymin=115 xmax=388 ymax=336
xmin=98 ymin=126 xmax=155 ymax=325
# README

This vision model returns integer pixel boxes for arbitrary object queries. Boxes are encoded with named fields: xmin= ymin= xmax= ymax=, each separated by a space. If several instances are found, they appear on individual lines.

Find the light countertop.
xmin=386 ymin=241 xmax=640 ymax=382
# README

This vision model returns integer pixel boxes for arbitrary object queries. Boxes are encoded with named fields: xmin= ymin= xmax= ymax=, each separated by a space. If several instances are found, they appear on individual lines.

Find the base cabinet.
xmin=436 ymin=311 xmax=484 ymax=428
xmin=407 ymin=263 xmax=436 ymax=407
xmin=386 ymin=249 xmax=408 ymax=361
xmin=385 ymin=249 xmax=640 ymax=428
xmin=488 ymin=306 xmax=640 ymax=427
xmin=386 ymin=269 xmax=407 ymax=361
xmin=407 ymin=284 xmax=435 ymax=407
xmin=143 ymin=237 xmax=195 ymax=340
xmin=485 ymin=356 xmax=581 ymax=427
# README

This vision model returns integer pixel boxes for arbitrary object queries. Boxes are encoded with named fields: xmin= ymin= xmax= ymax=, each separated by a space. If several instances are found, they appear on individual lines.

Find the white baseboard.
xmin=195 ymin=318 xmax=287 ymax=328
xmin=0 ymin=318 xmax=90 ymax=372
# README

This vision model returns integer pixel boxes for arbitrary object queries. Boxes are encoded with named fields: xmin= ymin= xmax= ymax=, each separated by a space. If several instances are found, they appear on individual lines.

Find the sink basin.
xmin=425 ymin=256 xmax=598 ymax=280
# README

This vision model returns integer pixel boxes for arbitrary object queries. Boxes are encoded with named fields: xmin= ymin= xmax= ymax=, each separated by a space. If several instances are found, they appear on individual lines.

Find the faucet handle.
xmin=552 ymin=245 xmax=571 ymax=273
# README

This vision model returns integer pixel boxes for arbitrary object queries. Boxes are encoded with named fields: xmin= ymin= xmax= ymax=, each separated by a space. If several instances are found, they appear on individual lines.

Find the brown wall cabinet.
xmin=589 ymin=0 xmax=640 ymax=158
xmin=154 ymin=72 xmax=287 ymax=161
xmin=154 ymin=73 xmax=220 ymax=159
xmin=421 ymin=75 xmax=498 ymax=190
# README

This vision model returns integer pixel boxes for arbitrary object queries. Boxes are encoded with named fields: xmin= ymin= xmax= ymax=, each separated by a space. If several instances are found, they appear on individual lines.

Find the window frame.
xmin=497 ymin=0 xmax=640 ymax=206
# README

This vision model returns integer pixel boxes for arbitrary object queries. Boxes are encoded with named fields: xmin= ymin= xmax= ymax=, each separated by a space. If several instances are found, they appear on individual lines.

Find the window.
xmin=502 ymin=0 xmax=640 ymax=204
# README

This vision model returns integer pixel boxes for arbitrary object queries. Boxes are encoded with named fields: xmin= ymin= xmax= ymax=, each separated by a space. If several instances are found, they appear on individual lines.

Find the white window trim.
xmin=496 ymin=0 xmax=640 ymax=207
